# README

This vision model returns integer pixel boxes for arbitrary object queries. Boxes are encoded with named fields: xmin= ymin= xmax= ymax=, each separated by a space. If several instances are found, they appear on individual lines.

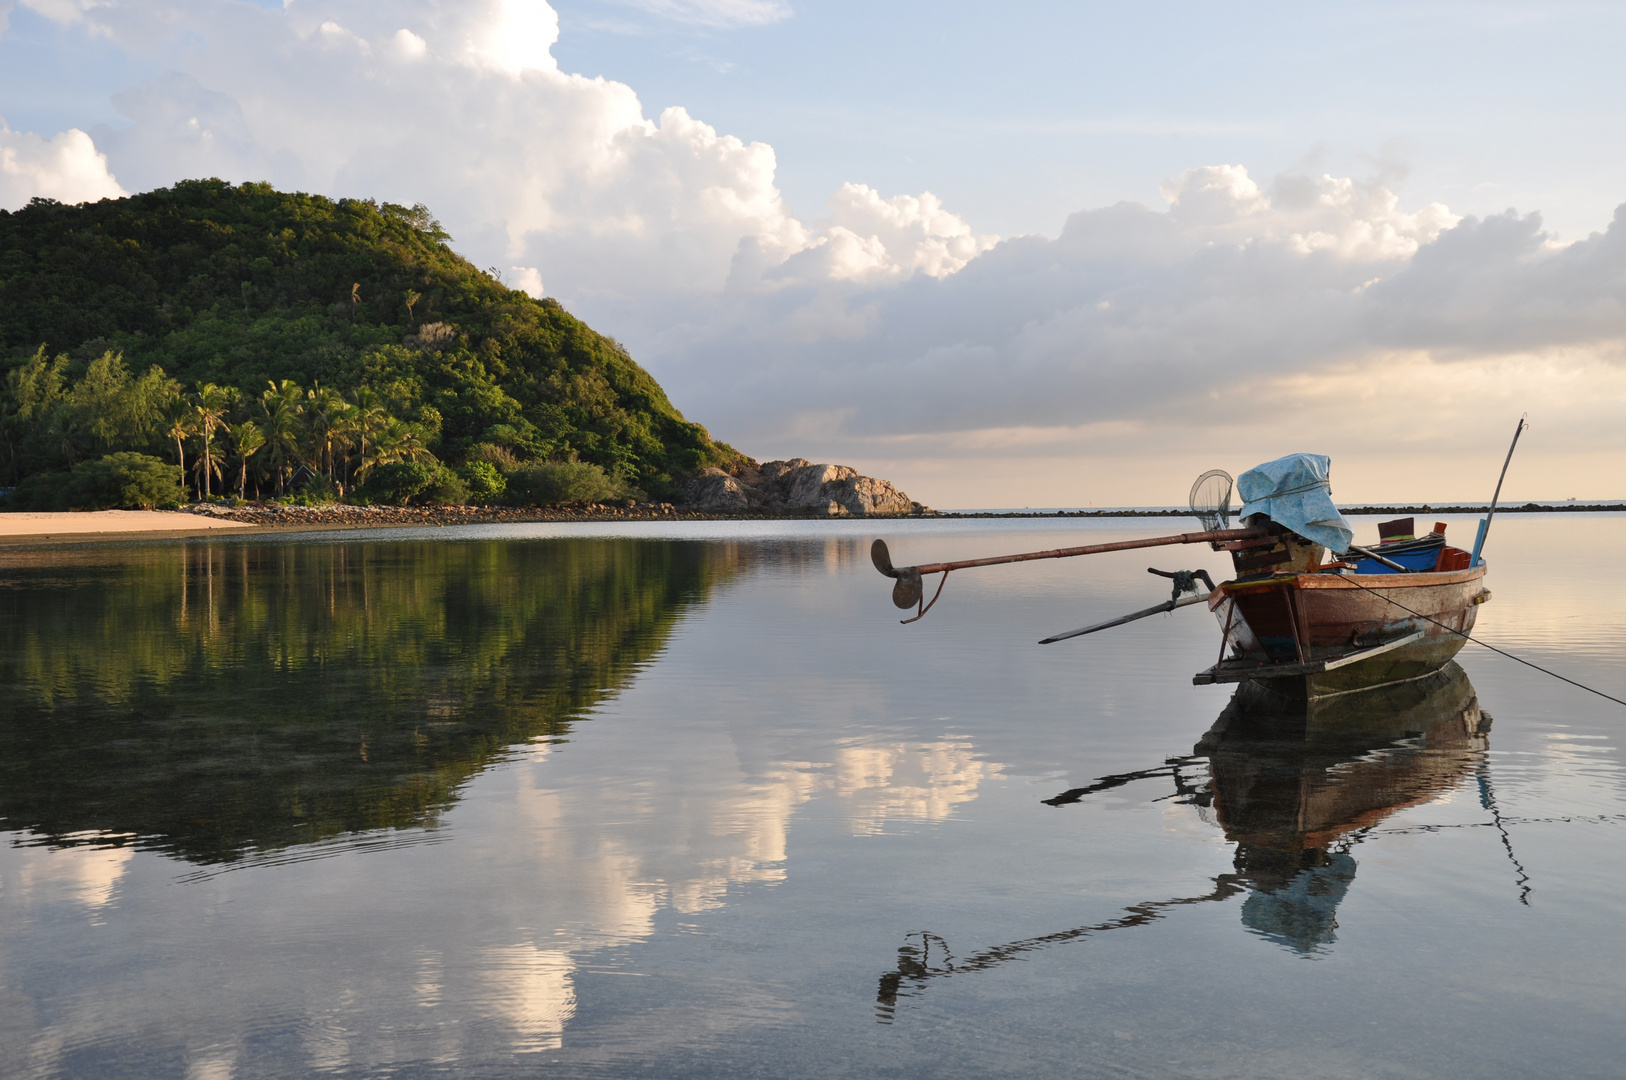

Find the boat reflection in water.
xmin=1197 ymin=660 xmax=1489 ymax=952
xmin=876 ymin=662 xmax=1495 ymax=1019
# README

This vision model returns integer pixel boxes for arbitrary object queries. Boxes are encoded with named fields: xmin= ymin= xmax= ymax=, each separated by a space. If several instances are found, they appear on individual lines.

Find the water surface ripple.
xmin=1 ymin=514 xmax=1624 ymax=1078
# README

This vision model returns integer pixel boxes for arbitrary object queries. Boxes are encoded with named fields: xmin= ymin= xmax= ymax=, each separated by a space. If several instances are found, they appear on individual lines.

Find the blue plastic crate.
xmin=1353 ymin=547 xmax=1441 ymax=574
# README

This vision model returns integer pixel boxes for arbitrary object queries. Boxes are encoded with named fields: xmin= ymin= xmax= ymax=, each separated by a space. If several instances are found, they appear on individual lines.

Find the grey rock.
xmin=781 ymin=462 xmax=911 ymax=516
xmin=683 ymin=469 xmax=751 ymax=511
xmin=682 ymin=458 xmax=916 ymax=516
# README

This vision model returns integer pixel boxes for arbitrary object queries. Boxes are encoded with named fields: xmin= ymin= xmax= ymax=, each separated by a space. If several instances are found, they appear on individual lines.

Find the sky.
xmin=2 ymin=0 xmax=1624 ymax=508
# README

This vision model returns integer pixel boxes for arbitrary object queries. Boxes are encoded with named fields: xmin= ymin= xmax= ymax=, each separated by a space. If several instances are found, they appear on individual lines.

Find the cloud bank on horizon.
xmin=2 ymin=0 xmax=1623 ymax=505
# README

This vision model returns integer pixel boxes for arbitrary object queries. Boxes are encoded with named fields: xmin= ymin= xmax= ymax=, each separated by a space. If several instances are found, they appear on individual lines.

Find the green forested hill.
xmin=0 ymin=179 xmax=736 ymax=505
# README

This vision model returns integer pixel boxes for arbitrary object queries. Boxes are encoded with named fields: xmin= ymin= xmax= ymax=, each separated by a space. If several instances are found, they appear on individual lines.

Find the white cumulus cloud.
xmin=510 ymin=266 xmax=545 ymax=297
xmin=457 ymin=0 xmax=560 ymax=75
xmin=786 ymin=183 xmax=996 ymax=284
xmin=0 ymin=122 xmax=125 ymax=210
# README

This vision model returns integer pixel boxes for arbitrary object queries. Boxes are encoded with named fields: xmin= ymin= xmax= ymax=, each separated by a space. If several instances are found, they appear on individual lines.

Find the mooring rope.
xmin=1333 ymin=572 xmax=1626 ymax=709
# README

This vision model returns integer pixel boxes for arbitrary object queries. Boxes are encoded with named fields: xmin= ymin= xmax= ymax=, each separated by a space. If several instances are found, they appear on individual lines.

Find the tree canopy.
xmin=0 ymin=180 xmax=738 ymax=501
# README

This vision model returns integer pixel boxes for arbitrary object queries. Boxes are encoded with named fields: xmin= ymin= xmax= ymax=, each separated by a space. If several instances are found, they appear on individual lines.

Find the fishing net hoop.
xmin=1189 ymin=469 xmax=1233 ymax=531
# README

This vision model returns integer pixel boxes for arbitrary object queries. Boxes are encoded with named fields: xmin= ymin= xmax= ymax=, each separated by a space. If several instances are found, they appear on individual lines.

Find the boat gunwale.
xmin=1210 ymin=560 xmax=1486 ymax=608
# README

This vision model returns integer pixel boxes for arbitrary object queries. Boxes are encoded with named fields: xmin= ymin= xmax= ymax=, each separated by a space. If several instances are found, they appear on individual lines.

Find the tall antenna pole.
xmin=1471 ymin=415 xmax=1529 ymax=567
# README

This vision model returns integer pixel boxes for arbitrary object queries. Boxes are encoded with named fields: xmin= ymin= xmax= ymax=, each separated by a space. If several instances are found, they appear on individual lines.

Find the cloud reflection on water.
xmin=834 ymin=739 xmax=999 ymax=836
xmin=4 ymin=837 xmax=134 ymax=911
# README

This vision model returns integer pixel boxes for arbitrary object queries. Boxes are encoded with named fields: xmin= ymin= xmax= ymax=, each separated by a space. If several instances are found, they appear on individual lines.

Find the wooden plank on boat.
xmin=1318 ymin=630 xmax=1428 ymax=672
xmin=1192 ymin=630 xmax=1428 ymax=685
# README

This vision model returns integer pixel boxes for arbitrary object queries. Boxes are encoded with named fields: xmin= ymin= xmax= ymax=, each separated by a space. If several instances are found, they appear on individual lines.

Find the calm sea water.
xmin=1 ymin=514 xmax=1624 ymax=1079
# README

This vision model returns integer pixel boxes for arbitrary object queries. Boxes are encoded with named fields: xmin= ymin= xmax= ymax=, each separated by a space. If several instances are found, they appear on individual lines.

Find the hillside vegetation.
xmin=0 ymin=179 xmax=738 ymax=507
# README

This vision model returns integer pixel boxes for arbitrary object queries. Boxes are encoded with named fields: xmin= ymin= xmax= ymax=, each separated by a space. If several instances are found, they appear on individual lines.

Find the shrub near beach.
xmin=503 ymin=461 xmax=621 ymax=506
xmin=358 ymin=461 xmax=470 ymax=507
xmin=6 ymin=453 xmax=183 ymax=511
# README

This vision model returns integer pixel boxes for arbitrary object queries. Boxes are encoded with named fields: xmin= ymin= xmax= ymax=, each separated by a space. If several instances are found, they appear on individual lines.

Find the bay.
xmin=1 ymin=514 xmax=1623 ymax=1078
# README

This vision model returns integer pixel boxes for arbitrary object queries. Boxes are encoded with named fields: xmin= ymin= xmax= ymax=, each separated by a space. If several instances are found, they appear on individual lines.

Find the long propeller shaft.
xmin=872 ymin=528 xmax=1261 ymax=579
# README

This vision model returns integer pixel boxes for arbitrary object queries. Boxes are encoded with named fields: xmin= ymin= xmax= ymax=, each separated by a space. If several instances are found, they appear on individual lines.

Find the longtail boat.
xmin=872 ymin=424 xmax=1524 ymax=699
xmin=1197 ymin=553 xmax=1487 ymax=695
xmin=1190 ymin=459 xmax=1492 ymax=696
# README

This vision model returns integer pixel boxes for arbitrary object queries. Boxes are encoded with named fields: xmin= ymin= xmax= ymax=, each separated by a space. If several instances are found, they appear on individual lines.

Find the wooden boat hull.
xmin=1196 ymin=559 xmax=1490 ymax=697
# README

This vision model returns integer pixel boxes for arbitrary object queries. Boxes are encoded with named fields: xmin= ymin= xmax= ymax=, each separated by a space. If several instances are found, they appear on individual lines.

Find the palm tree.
xmin=355 ymin=425 xmax=394 ymax=484
xmin=348 ymin=388 xmax=391 ymax=485
xmin=357 ymin=419 xmax=432 ymax=482
xmin=257 ymin=380 xmax=305 ymax=495
xmin=395 ymin=424 xmax=432 ymax=463
xmin=403 ymin=289 xmax=421 ymax=328
xmin=327 ymin=401 xmax=360 ymax=494
xmin=231 ymin=419 xmax=265 ymax=501
xmin=191 ymin=436 xmax=226 ymax=498
xmin=164 ymin=407 xmax=196 ymax=498
xmin=190 ymin=383 xmax=233 ymax=499
xmin=303 ymin=385 xmax=352 ymax=483
xmin=42 ymin=400 xmax=84 ymax=468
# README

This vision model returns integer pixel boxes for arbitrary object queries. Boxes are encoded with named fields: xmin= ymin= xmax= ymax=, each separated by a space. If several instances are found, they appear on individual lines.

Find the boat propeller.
xmin=872 ymin=539 xmax=936 ymax=620
xmin=871 ymin=539 xmax=924 ymax=609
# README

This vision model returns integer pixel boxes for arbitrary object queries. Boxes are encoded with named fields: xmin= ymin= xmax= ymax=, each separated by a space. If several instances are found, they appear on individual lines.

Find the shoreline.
xmin=0 ymin=500 xmax=1620 ymax=546
xmin=0 ymin=509 xmax=258 ymax=543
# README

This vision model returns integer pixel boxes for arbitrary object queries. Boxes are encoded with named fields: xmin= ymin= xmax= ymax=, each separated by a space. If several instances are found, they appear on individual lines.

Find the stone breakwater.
xmin=180 ymin=497 xmax=930 ymax=529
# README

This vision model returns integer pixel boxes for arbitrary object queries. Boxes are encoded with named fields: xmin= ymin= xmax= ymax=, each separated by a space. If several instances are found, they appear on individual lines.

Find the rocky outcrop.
xmin=682 ymin=459 xmax=927 ymax=516
xmin=683 ymin=472 xmax=751 ymax=512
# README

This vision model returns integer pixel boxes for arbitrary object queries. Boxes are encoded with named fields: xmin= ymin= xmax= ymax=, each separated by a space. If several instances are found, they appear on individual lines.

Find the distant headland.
xmin=0 ymin=180 xmax=925 ymax=518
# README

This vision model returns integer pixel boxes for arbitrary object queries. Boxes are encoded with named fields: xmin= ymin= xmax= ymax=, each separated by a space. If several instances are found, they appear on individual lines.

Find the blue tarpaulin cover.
xmin=1236 ymin=453 xmax=1354 ymax=552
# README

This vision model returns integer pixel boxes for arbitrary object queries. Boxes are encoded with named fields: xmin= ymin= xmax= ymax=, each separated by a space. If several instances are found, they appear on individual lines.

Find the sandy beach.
xmin=0 ymin=510 xmax=257 ymax=538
